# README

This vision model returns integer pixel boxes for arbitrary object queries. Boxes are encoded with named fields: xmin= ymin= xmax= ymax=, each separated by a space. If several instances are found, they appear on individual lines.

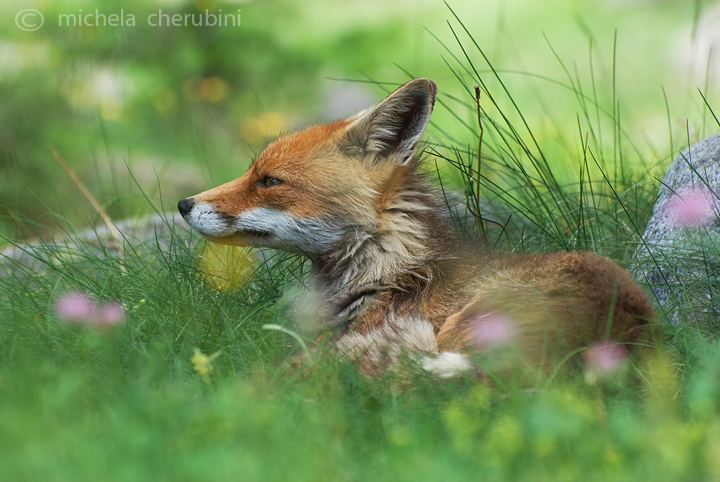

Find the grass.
xmin=2 ymin=6 xmax=720 ymax=482
xmin=0 ymin=233 xmax=718 ymax=481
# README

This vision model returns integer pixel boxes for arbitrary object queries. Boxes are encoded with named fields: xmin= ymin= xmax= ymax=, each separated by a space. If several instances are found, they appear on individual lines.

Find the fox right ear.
xmin=341 ymin=78 xmax=437 ymax=165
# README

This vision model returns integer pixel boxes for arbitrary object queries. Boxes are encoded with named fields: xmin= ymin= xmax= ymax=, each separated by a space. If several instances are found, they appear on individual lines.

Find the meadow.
xmin=2 ymin=0 xmax=720 ymax=480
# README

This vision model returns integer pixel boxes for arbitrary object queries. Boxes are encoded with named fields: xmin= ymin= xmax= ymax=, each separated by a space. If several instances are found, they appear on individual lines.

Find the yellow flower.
xmin=192 ymin=348 xmax=220 ymax=383
xmin=200 ymin=244 xmax=258 ymax=292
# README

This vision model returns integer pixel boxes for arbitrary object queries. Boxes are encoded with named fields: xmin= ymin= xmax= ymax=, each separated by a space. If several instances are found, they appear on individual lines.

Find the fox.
xmin=178 ymin=78 xmax=655 ymax=379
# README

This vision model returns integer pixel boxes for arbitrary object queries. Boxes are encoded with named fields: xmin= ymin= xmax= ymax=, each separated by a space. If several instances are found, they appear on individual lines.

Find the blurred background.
xmin=0 ymin=0 xmax=718 ymax=243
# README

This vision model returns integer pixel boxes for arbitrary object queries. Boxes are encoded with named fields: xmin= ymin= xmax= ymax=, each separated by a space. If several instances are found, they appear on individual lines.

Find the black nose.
xmin=177 ymin=197 xmax=195 ymax=217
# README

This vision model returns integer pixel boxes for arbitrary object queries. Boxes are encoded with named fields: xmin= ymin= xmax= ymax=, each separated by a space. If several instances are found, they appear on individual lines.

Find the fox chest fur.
xmin=178 ymin=78 xmax=655 ymax=378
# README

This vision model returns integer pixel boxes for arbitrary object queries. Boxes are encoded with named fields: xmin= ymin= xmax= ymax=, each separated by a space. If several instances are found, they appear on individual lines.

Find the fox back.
xmin=179 ymin=79 xmax=655 ymax=379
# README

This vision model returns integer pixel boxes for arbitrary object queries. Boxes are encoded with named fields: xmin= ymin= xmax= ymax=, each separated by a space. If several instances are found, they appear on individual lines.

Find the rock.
xmin=635 ymin=134 xmax=720 ymax=325
xmin=0 ymin=213 xmax=194 ymax=277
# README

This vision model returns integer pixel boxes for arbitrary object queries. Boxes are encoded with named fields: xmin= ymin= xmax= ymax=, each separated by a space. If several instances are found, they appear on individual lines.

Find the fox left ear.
xmin=341 ymin=78 xmax=437 ymax=165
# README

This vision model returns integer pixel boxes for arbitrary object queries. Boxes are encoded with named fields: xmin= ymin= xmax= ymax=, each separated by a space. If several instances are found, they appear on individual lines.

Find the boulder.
xmin=635 ymin=134 xmax=720 ymax=325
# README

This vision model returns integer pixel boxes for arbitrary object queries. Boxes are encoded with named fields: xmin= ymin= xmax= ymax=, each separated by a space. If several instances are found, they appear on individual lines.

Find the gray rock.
xmin=0 ymin=213 xmax=194 ymax=277
xmin=635 ymin=134 xmax=720 ymax=325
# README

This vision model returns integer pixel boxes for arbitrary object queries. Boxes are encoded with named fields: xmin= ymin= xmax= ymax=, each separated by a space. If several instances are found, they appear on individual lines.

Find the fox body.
xmin=178 ymin=79 xmax=654 ymax=378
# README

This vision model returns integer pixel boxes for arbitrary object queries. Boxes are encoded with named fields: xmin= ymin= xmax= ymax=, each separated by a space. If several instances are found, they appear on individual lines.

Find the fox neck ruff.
xmin=312 ymin=170 xmax=456 ymax=332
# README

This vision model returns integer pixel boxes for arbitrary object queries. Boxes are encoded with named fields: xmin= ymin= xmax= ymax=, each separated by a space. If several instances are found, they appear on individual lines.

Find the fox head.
xmin=178 ymin=78 xmax=437 ymax=257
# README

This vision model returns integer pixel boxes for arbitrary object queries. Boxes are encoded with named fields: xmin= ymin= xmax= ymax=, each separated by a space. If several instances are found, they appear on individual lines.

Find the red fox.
xmin=178 ymin=79 xmax=655 ymax=379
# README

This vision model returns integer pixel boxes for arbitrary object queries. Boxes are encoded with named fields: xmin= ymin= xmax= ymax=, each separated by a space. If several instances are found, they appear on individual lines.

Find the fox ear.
xmin=341 ymin=78 xmax=436 ymax=165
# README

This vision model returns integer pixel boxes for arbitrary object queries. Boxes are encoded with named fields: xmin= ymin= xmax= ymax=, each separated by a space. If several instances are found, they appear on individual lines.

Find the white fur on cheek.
xmin=235 ymin=207 xmax=344 ymax=253
xmin=183 ymin=203 xmax=345 ymax=254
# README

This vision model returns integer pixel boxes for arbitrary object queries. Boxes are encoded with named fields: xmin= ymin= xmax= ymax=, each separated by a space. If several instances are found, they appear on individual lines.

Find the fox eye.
xmin=259 ymin=176 xmax=283 ymax=188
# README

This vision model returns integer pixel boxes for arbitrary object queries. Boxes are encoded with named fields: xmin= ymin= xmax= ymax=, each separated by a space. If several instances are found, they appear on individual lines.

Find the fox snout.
xmin=177 ymin=194 xmax=239 ymax=242
xmin=177 ymin=197 xmax=195 ymax=217
xmin=177 ymin=181 xmax=347 ymax=254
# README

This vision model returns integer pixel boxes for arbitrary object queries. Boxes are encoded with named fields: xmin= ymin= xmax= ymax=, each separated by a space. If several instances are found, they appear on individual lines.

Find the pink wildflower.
xmin=469 ymin=312 xmax=518 ymax=348
xmin=92 ymin=301 xmax=126 ymax=327
xmin=54 ymin=291 xmax=125 ymax=330
xmin=667 ymin=187 xmax=717 ymax=227
xmin=55 ymin=292 xmax=94 ymax=323
xmin=583 ymin=341 xmax=627 ymax=375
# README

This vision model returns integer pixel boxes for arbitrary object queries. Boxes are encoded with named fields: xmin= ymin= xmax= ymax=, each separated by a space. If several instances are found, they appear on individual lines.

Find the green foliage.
xmin=2 ymin=240 xmax=720 ymax=482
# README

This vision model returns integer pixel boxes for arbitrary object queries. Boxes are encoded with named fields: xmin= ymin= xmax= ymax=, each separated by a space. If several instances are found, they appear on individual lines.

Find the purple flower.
xmin=92 ymin=301 xmax=125 ymax=327
xmin=468 ymin=312 xmax=518 ymax=349
xmin=55 ymin=292 xmax=94 ymax=323
xmin=583 ymin=341 xmax=627 ymax=375
xmin=667 ymin=187 xmax=717 ymax=227
xmin=54 ymin=291 xmax=125 ymax=329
